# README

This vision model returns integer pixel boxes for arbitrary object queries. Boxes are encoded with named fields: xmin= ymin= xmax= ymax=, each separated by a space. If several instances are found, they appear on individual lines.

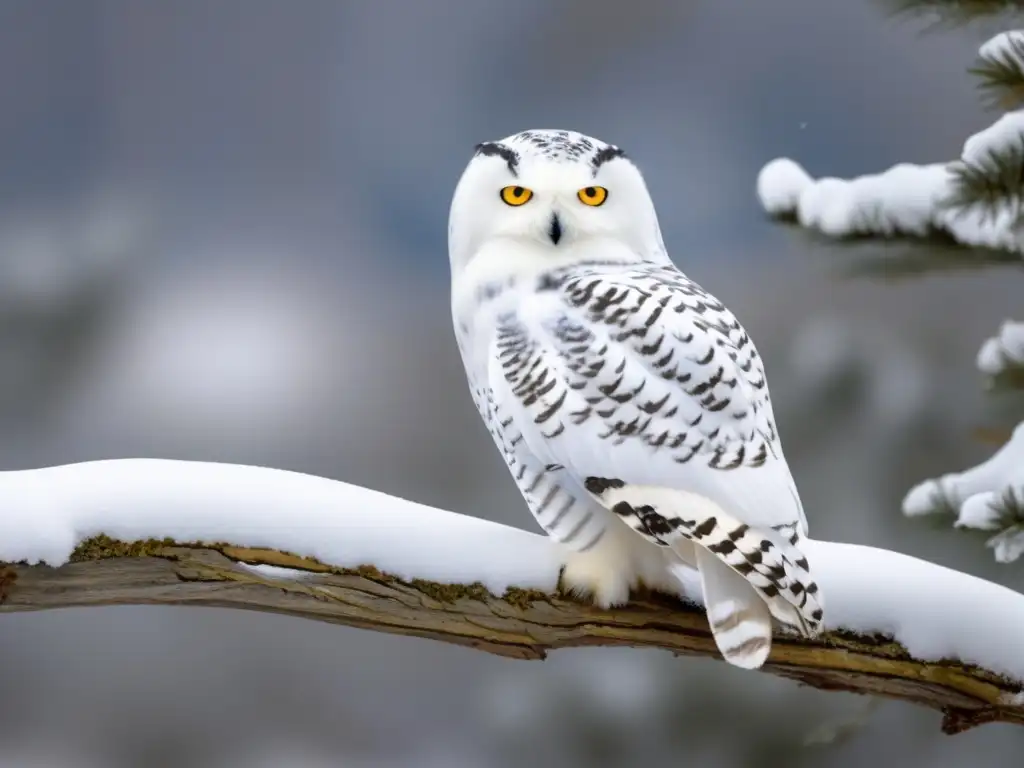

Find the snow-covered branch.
xmin=973 ymin=30 xmax=1024 ymax=110
xmin=882 ymin=1 xmax=1024 ymax=30
xmin=757 ymin=30 xmax=1024 ymax=262
xmin=904 ymin=419 xmax=1024 ymax=562
xmin=758 ymin=24 xmax=1024 ymax=569
xmin=978 ymin=318 xmax=1024 ymax=388
xmin=899 ymin=320 xmax=1024 ymax=560
xmin=0 ymin=460 xmax=1023 ymax=734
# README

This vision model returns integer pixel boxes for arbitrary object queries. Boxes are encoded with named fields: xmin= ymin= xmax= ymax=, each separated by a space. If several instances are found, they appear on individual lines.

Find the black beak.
xmin=548 ymin=213 xmax=562 ymax=245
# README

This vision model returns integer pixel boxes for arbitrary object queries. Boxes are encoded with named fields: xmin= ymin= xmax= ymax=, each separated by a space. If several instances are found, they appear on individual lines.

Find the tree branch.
xmin=878 ymin=0 xmax=1024 ymax=30
xmin=2 ymin=537 xmax=1022 ymax=735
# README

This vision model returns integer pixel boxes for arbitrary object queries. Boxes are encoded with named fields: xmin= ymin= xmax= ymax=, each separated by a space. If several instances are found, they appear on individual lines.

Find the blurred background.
xmin=1 ymin=1 xmax=1023 ymax=766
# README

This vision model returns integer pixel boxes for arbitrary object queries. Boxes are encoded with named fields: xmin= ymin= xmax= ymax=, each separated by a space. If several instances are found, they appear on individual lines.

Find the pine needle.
xmin=988 ymin=485 xmax=1024 ymax=528
xmin=879 ymin=0 xmax=1024 ymax=29
xmin=943 ymin=137 xmax=1024 ymax=224
xmin=775 ymin=224 xmax=1024 ymax=280
xmin=837 ymin=244 xmax=1024 ymax=278
xmin=971 ymin=35 xmax=1024 ymax=110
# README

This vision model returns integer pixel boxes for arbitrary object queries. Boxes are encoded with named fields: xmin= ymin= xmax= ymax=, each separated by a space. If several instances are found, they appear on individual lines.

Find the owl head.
xmin=448 ymin=129 xmax=668 ymax=275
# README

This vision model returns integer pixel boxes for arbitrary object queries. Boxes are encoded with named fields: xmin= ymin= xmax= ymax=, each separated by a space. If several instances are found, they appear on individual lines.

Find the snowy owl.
xmin=447 ymin=129 xmax=823 ymax=669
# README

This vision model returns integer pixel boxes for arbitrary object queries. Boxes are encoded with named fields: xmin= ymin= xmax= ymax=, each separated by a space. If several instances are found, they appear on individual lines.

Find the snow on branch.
xmin=978 ymin=318 xmax=1024 ymax=388
xmin=1 ymin=460 xmax=1023 ymax=733
xmin=757 ymin=30 xmax=1024 ymax=263
xmin=972 ymin=30 xmax=1024 ymax=110
xmin=904 ymin=421 xmax=1024 ymax=563
xmin=900 ymin=320 xmax=1024 ymax=558
xmin=881 ymin=1 xmax=1024 ymax=31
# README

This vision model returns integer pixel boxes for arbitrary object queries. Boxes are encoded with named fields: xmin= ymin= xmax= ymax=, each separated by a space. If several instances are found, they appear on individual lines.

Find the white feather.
xmin=690 ymin=549 xmax=773 ymax=669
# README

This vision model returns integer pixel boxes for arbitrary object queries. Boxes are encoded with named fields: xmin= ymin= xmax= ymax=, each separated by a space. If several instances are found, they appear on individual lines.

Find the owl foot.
xmin=558 ymin=524 xmax=640 ymax=608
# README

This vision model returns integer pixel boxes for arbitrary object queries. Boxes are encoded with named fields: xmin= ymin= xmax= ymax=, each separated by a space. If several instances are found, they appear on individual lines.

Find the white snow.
xmin=903 ymin=421 xmax=1024 ymax=563
xmin=238 ymin=563 xmax=314 ymax=580
xmin=1 ymin=458 xmax=1023 ymax=683
xmin=756 ymin=33 xmax=1024 ymax=255
xmin=977 ymin=319 xmax=1024 ymax=376
xmin=755 ymin=157 xmax=1024 ymax=251
xmin=988 ymin=526 xmax=1024 ymax=564
xmin=0 ymin=459 xmax=562 ymax=595
xmin=756 ymin=158 xmax=813 ymax=216
xmin=961 ymin=110 xmax=1024 ymax=171
xmin=801 ymin=539 xmax=1024 ymax=680
xmin=979 ymin=30 xmax=1024 ymax=66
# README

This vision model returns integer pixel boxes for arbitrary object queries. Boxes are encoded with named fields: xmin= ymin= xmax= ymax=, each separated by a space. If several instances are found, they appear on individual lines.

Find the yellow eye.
xmin=577 ymin=186 xmax=608 ymax=206
xmin=500 ymin=185 xmax=533 ymax=206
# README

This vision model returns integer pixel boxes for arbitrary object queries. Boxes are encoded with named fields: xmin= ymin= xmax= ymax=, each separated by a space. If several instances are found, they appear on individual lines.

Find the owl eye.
xmin=577 ymin=186 xmax=608 ymax=206
xmin=500 ymin=186 xmax=533 ymax=206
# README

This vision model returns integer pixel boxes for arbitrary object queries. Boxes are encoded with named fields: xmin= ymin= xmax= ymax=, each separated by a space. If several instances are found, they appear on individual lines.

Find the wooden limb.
xmin=2 ymin=536 xmax=1022 ymax=734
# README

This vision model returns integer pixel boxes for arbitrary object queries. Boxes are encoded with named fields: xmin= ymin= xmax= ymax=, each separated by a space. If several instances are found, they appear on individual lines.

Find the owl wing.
xmin=487 ymin=262 xmax=822 ymax=633
xmin=460 ymin=339 xmax=607 ymax=552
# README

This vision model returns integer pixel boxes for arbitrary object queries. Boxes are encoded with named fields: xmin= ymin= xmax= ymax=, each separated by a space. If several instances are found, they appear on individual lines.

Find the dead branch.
xmin=2 ymin=536 xmax=1022 ymax=735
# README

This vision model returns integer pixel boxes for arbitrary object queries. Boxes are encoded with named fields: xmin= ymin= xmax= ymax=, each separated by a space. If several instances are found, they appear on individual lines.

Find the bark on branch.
xmin=2 ymin=536 xmax=1022 ymax=735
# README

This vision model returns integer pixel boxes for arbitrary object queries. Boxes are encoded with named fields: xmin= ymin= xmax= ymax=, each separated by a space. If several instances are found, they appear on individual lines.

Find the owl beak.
xmin=548 ymin=213 xmax=563 ymax=245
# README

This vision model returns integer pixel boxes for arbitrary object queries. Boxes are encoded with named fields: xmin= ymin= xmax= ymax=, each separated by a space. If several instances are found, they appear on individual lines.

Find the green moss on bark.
xmin=62 ymin=535 xmax=559 ymax=613
xmin=69 ymin=534 xmax=181 ymax=562
xmin=502 ymin=586 xmax=552 ymax=610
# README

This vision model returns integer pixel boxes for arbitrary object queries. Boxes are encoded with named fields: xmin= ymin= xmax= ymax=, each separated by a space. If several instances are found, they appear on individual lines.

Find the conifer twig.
xmin=972 ymin=33 xmax=1024 ymax=110
xmin=879 ymin=0 xmax=1024 ymax=29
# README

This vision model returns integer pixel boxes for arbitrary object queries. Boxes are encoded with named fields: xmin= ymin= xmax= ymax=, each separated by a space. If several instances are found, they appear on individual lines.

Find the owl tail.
xmin=676 ymin=550 xmax=774 ymax=669
xmin=583 ymin=480 xmax=824 ymax=669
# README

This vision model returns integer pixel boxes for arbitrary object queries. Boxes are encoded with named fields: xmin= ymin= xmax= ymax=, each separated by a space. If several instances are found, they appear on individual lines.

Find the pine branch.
xmin=944 ymin=137 xmax=1024 ymax=223
xmin=2 ymin=537 xmax=1023 ymax=735
xmin=757 ymin=28 xmax=1024 ymax=259
xmin=971 ymin=33 xmax=1024 ymax=110
xmin=904 ymin=422 xmax=1024 ymax=563
xmin=879 ymin=0 xmax=1024 ymax=29
xmin=756 ymin=154 xmax=1024 ymax=268
xmin=978 ymin=319 xmax=1024 ymax=390
xmin=772 ymin=220 xmax=1024 ymax=280
xmin=983 ymin=484 xmax=1024 ymax=528
xmin=838 ymin=243 xmax=1024 ymax=278
xmin=958 ymin=486 xmax=1024 ymax=562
